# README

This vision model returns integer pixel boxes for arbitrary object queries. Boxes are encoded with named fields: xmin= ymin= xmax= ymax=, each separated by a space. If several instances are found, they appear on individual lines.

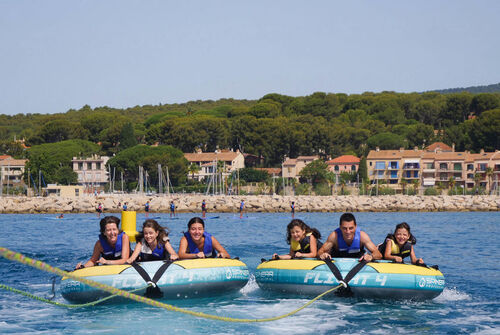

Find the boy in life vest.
xmin=272 ymin=219 xmax=322 ymax=259
xmin=378 ymin=222 xmax=424 ymax=265
xmin=318 ymin=213 xmax=382 ymax=262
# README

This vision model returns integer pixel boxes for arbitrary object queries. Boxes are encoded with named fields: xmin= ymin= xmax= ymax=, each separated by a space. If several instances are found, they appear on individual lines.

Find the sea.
xmin=0 ymin=211 xmax=498 ymax=334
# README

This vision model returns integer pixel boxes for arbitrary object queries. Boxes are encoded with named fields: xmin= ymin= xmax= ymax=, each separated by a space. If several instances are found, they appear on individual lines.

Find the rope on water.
xmin=0 ymin=283 xmax=150 ymax=308
xmin=0 ymin=247 xmax=341 ymax=322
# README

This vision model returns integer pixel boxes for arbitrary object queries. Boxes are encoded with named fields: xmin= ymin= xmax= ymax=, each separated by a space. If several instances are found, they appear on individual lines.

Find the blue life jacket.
xmin=99 ymin=232 xmax=124 ymax=260
xmin=331 ymin=227 xmax=365 ymax=258
xmin=139 ymin=238 xmax=169 ymax=261
xmin=184 ymin=231 xmax=215 ymax=258
xmin=170 ymin=203 xmax=175 ymax=210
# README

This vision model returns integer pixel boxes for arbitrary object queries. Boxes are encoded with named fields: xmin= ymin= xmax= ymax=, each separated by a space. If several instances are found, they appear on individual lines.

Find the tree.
xmin=470 ymin=93 xmax=500 ymax=117
xmin=298 ymin=159 xmax=329 ymax=186
xmin=54 ymin=166 xmax=78 ymax=185
xmin=401 ymin=178 xmax=408 ymax=195
xmin=358 ymin=156 xmax=368 ymax=182
xmin=238 ymin=168 xmax=270 ymax=183
xmin=25 ymin=140 xmax=100 ymax=186
xmin=188 ymin=163 xmax=201 ymax=180
xmin=485 ymin=167 xmax=494 ymax=194
xmin=107 ymin=145 xmax=188 ymax=190
xmin=467 ymin=109 xmax=500 ymax=152
xmin=367 ymin=132 xmax=406 ymax=150
xmin=118 ymin=123 xmax=137 ymax=150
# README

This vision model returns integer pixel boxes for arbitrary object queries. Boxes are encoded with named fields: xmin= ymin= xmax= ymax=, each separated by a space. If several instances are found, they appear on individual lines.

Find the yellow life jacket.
xmin=291 ymin=232 xmax=312 ymax=252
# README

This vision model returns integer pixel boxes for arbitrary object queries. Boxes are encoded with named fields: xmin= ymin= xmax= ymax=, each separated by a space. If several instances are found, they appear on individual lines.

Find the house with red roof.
xmin=326 ymin=155 xmax=360 ymax=174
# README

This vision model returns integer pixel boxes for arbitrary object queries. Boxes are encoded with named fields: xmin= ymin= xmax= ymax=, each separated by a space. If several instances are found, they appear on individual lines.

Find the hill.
xmin=431 ymin=82 xmax=500 ymax=94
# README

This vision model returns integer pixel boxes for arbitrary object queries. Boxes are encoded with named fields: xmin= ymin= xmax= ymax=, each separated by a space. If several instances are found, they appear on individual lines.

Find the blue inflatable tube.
xmin=255 ymin=258 xmax=445 ymax=300
xmin=61 ymin=258 xmax=249 ymax=303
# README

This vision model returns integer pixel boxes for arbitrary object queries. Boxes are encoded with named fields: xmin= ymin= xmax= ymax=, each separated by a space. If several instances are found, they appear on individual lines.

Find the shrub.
xmin=424 ymin=187 xmax=440 ymax=196
xmin=314 ymin=183 xmax=331 ymax=196
xmin=295 ymin=183 xmax=312 ymax=195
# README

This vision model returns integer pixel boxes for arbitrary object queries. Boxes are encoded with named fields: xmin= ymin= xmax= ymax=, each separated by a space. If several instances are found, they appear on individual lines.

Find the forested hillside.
xmin=1 ymin=91 xmax=499 ymax=168
xmin=432 ymin=82 xmax=500 ymax=94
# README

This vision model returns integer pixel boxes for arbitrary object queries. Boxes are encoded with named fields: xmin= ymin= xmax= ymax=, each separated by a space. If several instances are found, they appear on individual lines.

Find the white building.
xmin=72 ymin=155 xmax=110 ymax=192
xmin=184 ymin=149 xmax=245 ymax=181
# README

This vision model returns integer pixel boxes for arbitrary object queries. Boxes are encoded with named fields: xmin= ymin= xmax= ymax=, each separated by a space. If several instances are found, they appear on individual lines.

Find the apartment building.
xmin=326 ymin=155 xmax=360 ymax=174
xmin=72 ymin=155 xmax=110 ymax=191
xmin=0 ymin=156 xmax=28 ymax=188
xmin=367 ymin=146 xmax=500 ymax=192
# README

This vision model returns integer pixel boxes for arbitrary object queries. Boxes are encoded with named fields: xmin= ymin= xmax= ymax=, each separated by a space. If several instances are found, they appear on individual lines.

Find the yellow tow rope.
xmin=0 ymin=247 xmax=342 ymax=322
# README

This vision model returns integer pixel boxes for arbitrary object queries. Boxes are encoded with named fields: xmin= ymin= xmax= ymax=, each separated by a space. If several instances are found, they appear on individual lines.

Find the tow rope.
xmin=0 ymin=247 xmax=342 ymax=323
xmin=323 ymin=259 xmax=368 ymax=297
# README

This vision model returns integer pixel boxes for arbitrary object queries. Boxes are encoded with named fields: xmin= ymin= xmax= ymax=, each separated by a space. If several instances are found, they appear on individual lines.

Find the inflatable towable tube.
xmin=255 ymin=258 xmax=444 ymax=300
xmin=61 ymin=258 xmax=249 ymax=303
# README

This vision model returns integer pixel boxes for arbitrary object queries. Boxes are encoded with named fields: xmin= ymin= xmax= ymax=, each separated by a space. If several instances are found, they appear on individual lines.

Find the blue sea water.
xmin=0 ymin=211 xmax=499 ymax=334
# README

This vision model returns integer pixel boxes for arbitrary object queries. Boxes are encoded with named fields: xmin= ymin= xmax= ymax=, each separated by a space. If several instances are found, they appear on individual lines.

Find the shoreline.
xmin=0 ymin=194 xmax=498 ymax=214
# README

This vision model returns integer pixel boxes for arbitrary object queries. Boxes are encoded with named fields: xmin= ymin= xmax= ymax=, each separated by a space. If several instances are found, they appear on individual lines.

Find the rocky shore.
xmin=0 ymin=194 xmax=499 ymax=214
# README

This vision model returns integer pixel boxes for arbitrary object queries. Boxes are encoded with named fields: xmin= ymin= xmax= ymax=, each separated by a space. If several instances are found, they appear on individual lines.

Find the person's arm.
xmin=127 ymin=242 xmax=142 ymax=264
xmin=410 ymin=245 xmax=424 ymax=265
xmin=318 ymin=231 xmax=336 ymax=260
xmin=76 ymin=240 xmax=102 ymax=269
xmin=295 ymin=235 xmax=318 ymax=258
xmin=359 ymin=231 xmax=382 ymax=261
xmin=165 ymin=241 xmax=179 ymax=260
xmin=272 ymin=246 xmax=293 ymax=260
xmin=383 ymin=239 xmax=402 ymax=263
xmin=178 ymin=236 xmax=203 ymax=259
xmin=99 ymin=233 xmax=130 ymax=265
xmin=212 ymin=236 xmax=230 ymax=258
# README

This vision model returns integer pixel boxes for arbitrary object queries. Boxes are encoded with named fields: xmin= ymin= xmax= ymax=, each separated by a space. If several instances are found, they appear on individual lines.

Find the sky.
xmin=1 ymin=0 xmax=499 ymax=116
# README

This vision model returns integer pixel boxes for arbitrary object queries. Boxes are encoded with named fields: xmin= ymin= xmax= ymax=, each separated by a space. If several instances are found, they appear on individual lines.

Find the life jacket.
xmin=202 ymin=202 xmax=206 ymax=210
xmin=99 ymin=232 xmax=125 ymax=260
xmin=378 ymin=234 xmax=413 ymax=260
xmin=170 ymin=203 xmax=175 ymax=210
xmin=145 ymin=203 xmax=149 ymax=210
xmin=291 ymin=232 xmax=323 ymax=254
xmin=138 ymin=238 xmax=169 ymax=261
xmin=183 ymin=231 xmax=216 ymax=258
xmin=331 ymin=228 xmax=365 ymax=258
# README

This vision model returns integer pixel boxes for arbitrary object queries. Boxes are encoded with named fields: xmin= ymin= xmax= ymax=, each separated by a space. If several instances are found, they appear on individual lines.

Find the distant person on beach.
xmin=318 ymin=213 xmax=382 ymax=262
xmin=170 ymin=201 xmax=175 ymax=218
xmin=178 ymin=217 xmax=230 ymax=259
xmin=123 ymin=202 xmax=128 ymax=211
xmin=201 ymin=200 xmax=207 ymax=218
xmin=127 ymin=219 xmax=178 ymax=263
xmin=291 ymin=201 xmax=295 ymax=218
xmin=145 ymin=201 xmax=150 ymax=218
xmin=378 ymin=222 xmax=424 ymax=265
xmin=239 ymin=200 xmax=245 ymax=219
xmin=75 ymin=216 xmax=130 ymax=269
xmin=96 ymin=203 xmax=103 ymax=218
xmin=57 ymin=214 xmax=64 ymax=219
xmin=272 ymin=219 xmax=322 ymax=260
xmin=117 ymin=202 xmax=122 ymax=210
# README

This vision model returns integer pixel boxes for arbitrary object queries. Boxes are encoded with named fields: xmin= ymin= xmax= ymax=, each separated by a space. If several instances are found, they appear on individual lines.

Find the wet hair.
xmin=188 ymin=217 xmax=205 ymax=229
xmin=339 ymin=213 xmax=356 ymax=226
xmin=99 ymin=216 xmax=120 ymax=234
xmin=135 ymin=219 xmax=169 ymax=245
xmin=286 ymin=219 xmax=321 ymax=245
xmin=393 ymin=222 xmax=417 ymax=245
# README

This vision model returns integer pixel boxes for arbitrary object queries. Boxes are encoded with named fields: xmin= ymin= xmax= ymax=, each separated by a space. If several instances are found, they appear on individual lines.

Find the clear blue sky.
xmin=1 ymin=1 xmax=499 ymax=116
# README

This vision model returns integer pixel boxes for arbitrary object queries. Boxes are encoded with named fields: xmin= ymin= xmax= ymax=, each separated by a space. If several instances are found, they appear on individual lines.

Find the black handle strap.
xmin=131 ymin=261 xmax=173 ymax=299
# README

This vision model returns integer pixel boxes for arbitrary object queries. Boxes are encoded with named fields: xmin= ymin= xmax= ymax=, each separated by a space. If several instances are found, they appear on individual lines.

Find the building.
xmin=184 ymin=149 xmax=245 ymax=181
xmin=72 ymin=155 xmax=110 ymax=192
xmin=326 ymin=155 xmax=360 ymax=174
xmin=367 ymin=145 xmax=500 ymax=192
xmin=282 ymin=156 xmax=320 ymax=180
xmin=44 ymin=184 xmax=85 ymax=197
xmin=0 ymin=156 xmax=28 ymax=188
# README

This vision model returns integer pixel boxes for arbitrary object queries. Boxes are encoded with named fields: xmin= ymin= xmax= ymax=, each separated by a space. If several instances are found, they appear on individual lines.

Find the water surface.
xmin=0 ymin=212 xmax=498 ymax=334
